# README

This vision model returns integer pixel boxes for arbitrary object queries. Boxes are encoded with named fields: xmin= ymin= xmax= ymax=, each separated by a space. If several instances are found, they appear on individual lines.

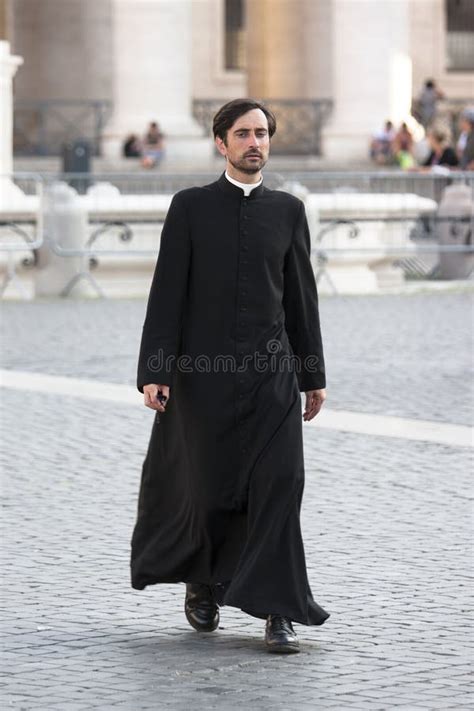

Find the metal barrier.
xmin=0 ymin=170 xmax=473 ymax=298
xmin=290 ymin=171 xmax=473 ymax=288
xmin=39 ymin=176 xmax=170 ymax=297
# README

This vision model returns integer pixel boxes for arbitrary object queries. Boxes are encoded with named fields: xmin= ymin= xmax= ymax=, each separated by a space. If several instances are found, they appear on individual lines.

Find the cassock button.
xmin=240 ymin=306 xmax=247 ymax=311
xmin=241 ymin=275 xmax=248 ymax=280
xmin=242 ymin=448 xmax=248 ymax=454
xmin=242 ymin=245 xmax=248 ymax=252
xmin=239 ymin=321 xmax=245 ymax=326
xmin=242 ymin=230 xmax=248 ymax=235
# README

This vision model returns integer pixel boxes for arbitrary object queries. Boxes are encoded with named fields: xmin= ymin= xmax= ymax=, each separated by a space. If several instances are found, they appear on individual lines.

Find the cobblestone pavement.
xmin=1 ymin=290 xmax=472 ymax=426
xmin=1 ymin=292 xmax=473 ymax=710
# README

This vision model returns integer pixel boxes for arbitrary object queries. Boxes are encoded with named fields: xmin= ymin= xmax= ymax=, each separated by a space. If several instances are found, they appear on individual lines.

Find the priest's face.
xmin=216 ymin=109 xmax=270 ymax=178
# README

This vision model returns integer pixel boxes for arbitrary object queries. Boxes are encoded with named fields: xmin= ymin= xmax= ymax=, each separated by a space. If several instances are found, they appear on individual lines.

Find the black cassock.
xmin=130 ymin=172 xmax=330 ymax=626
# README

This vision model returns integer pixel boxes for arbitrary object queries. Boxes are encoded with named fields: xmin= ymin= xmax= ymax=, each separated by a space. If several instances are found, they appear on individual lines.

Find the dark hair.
xmin=425 ymin=79 xmax=435 ymax=89
xmin=213 ymin=99 xmax=277 ymax=143
xmin=428 ymin=128 xmax=448 ymax=144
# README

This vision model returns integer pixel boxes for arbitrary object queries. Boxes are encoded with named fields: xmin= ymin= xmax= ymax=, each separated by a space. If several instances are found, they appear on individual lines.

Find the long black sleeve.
xmin=137 ymin=192 xmax=191 ymax=392
xmin=282 ymin=200 xmax=326 ymax=392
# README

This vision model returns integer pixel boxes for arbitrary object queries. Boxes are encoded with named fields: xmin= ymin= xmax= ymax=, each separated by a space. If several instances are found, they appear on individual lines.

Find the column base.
xmin=322 ymin=127 xmax=373 ymax=164
xmin=160 ymin=135 xmax=214 ymax=163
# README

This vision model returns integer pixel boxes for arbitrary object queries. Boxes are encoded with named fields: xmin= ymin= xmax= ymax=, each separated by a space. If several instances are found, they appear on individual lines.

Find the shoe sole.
xmin=265 ymin=642 xmax=300 ymax=654
xmin=185 ymin=607 xmax=219 ymax=633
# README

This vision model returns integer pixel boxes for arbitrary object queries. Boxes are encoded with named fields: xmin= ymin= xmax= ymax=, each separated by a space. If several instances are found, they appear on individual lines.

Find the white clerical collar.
xmin=225 ymin=171 xmax=263 ymax=196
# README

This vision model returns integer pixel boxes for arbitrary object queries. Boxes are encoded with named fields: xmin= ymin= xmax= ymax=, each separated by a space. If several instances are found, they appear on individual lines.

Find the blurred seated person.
xmin=141 ymin=121 xmax=165 ymax=168
xmin=457 ymin=108 xmax=474 ymax=170
xmin=123 ymin=134 xmax=142 ymax=158
xmin=422 ymin=128 xmax=459 ymax=169
xmin=370 ymin=121 xmax=396 ymax=165
xmin=393 ymin=122 xmax=415 ymax=169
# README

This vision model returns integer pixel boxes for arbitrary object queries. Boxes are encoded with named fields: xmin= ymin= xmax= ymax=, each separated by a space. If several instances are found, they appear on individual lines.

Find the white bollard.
xmin=437 ymin=184 xmax=474 ymax=280
xmin=0 ymin=41 xmax=24 ymax=206
xmin=35 ymin=182 xmax=91 ymax=298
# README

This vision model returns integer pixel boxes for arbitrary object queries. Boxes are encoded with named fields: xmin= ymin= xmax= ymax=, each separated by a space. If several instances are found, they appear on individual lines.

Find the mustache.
xmin=244 ymin=151 xmax=262 ymax=157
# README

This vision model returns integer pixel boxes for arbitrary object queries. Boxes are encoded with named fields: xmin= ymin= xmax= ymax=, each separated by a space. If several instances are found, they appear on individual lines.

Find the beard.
xmin=228 ymin=153 xmax=268 ymax=175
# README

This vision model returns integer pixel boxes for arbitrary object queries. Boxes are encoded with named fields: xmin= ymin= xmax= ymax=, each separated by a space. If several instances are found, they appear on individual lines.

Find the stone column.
xmin=0 ymin=40 xmax=23 ymax=204
xmin=104 ymin=0 xmax=210 ymax=161
xmin=0 ymin=0 xmax=13 ymax=40
xmin=246 ymin=0 xmax=305 ymax=98
xmin=11 ymin=0 xmax=114 ymax=103
xmin=409 ymin=0 xmax=445 ymax=97
xmin=301 ymin=0 xmax=333 ymax=101
xmin=323 ymin=0 xmax=412 ymax=162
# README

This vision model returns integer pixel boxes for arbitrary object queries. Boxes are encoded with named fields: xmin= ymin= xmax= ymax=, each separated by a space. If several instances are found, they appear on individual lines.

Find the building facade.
xmin=1 ymin=0 xmax=473 ymax=161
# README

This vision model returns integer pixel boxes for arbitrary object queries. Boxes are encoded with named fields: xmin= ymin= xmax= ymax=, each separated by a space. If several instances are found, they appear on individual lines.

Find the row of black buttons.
xmin=238 ymin=197 xmax=249 ymax=455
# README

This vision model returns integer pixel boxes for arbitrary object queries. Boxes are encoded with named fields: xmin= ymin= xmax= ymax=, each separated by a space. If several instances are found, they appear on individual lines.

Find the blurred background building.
xmin=0 ymin=0 xmax=473 ymax=166
xmin=0 ymin=0 xmax=472 ymax=299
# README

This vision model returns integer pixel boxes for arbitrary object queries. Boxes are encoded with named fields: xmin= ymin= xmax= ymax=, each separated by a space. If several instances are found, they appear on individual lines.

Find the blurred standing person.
xmin=142 ymin=121 xmax=165 ymax=168
xmin=414 ymin=79 xmax=445 ymax=129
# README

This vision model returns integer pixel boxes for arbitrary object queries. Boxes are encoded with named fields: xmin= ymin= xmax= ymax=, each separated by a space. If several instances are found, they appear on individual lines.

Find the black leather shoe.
xmin=265 ymin=614 xmax=300 ymax=653
xmin=184 ymin=583 xmax=219 ymax=632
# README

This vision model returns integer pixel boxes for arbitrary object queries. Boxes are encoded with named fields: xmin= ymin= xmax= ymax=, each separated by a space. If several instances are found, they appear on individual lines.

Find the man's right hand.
xmin=143 ymin=384 xmax=170 ymax=412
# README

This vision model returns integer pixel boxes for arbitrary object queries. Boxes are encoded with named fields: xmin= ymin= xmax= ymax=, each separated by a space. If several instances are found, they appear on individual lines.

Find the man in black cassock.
xmin=130 ymin=99 xmax=330 ymax=654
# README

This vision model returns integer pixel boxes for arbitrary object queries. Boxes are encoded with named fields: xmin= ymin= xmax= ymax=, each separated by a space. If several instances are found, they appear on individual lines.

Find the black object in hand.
xmin=154 ymin=391 xmax=168 ymax=426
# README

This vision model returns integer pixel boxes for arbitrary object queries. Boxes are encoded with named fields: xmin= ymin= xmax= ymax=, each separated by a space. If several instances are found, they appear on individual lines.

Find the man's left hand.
xmin=303 ymin=388 xmax=326 ymax=421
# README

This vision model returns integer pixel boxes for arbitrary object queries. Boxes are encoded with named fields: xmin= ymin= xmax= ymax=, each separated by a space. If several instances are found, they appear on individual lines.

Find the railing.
xmin=13 ymin=97 xmax=334 ymax=158
xmin=276 ymin=171 xmax=473 ymax=288
xmin=13 ymin=99 xmax=113 ymax=157
xmin=193 ymin=99 xmax=333 ymax=156
xmin=0 ymin=171 xmax=473 ymax=299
